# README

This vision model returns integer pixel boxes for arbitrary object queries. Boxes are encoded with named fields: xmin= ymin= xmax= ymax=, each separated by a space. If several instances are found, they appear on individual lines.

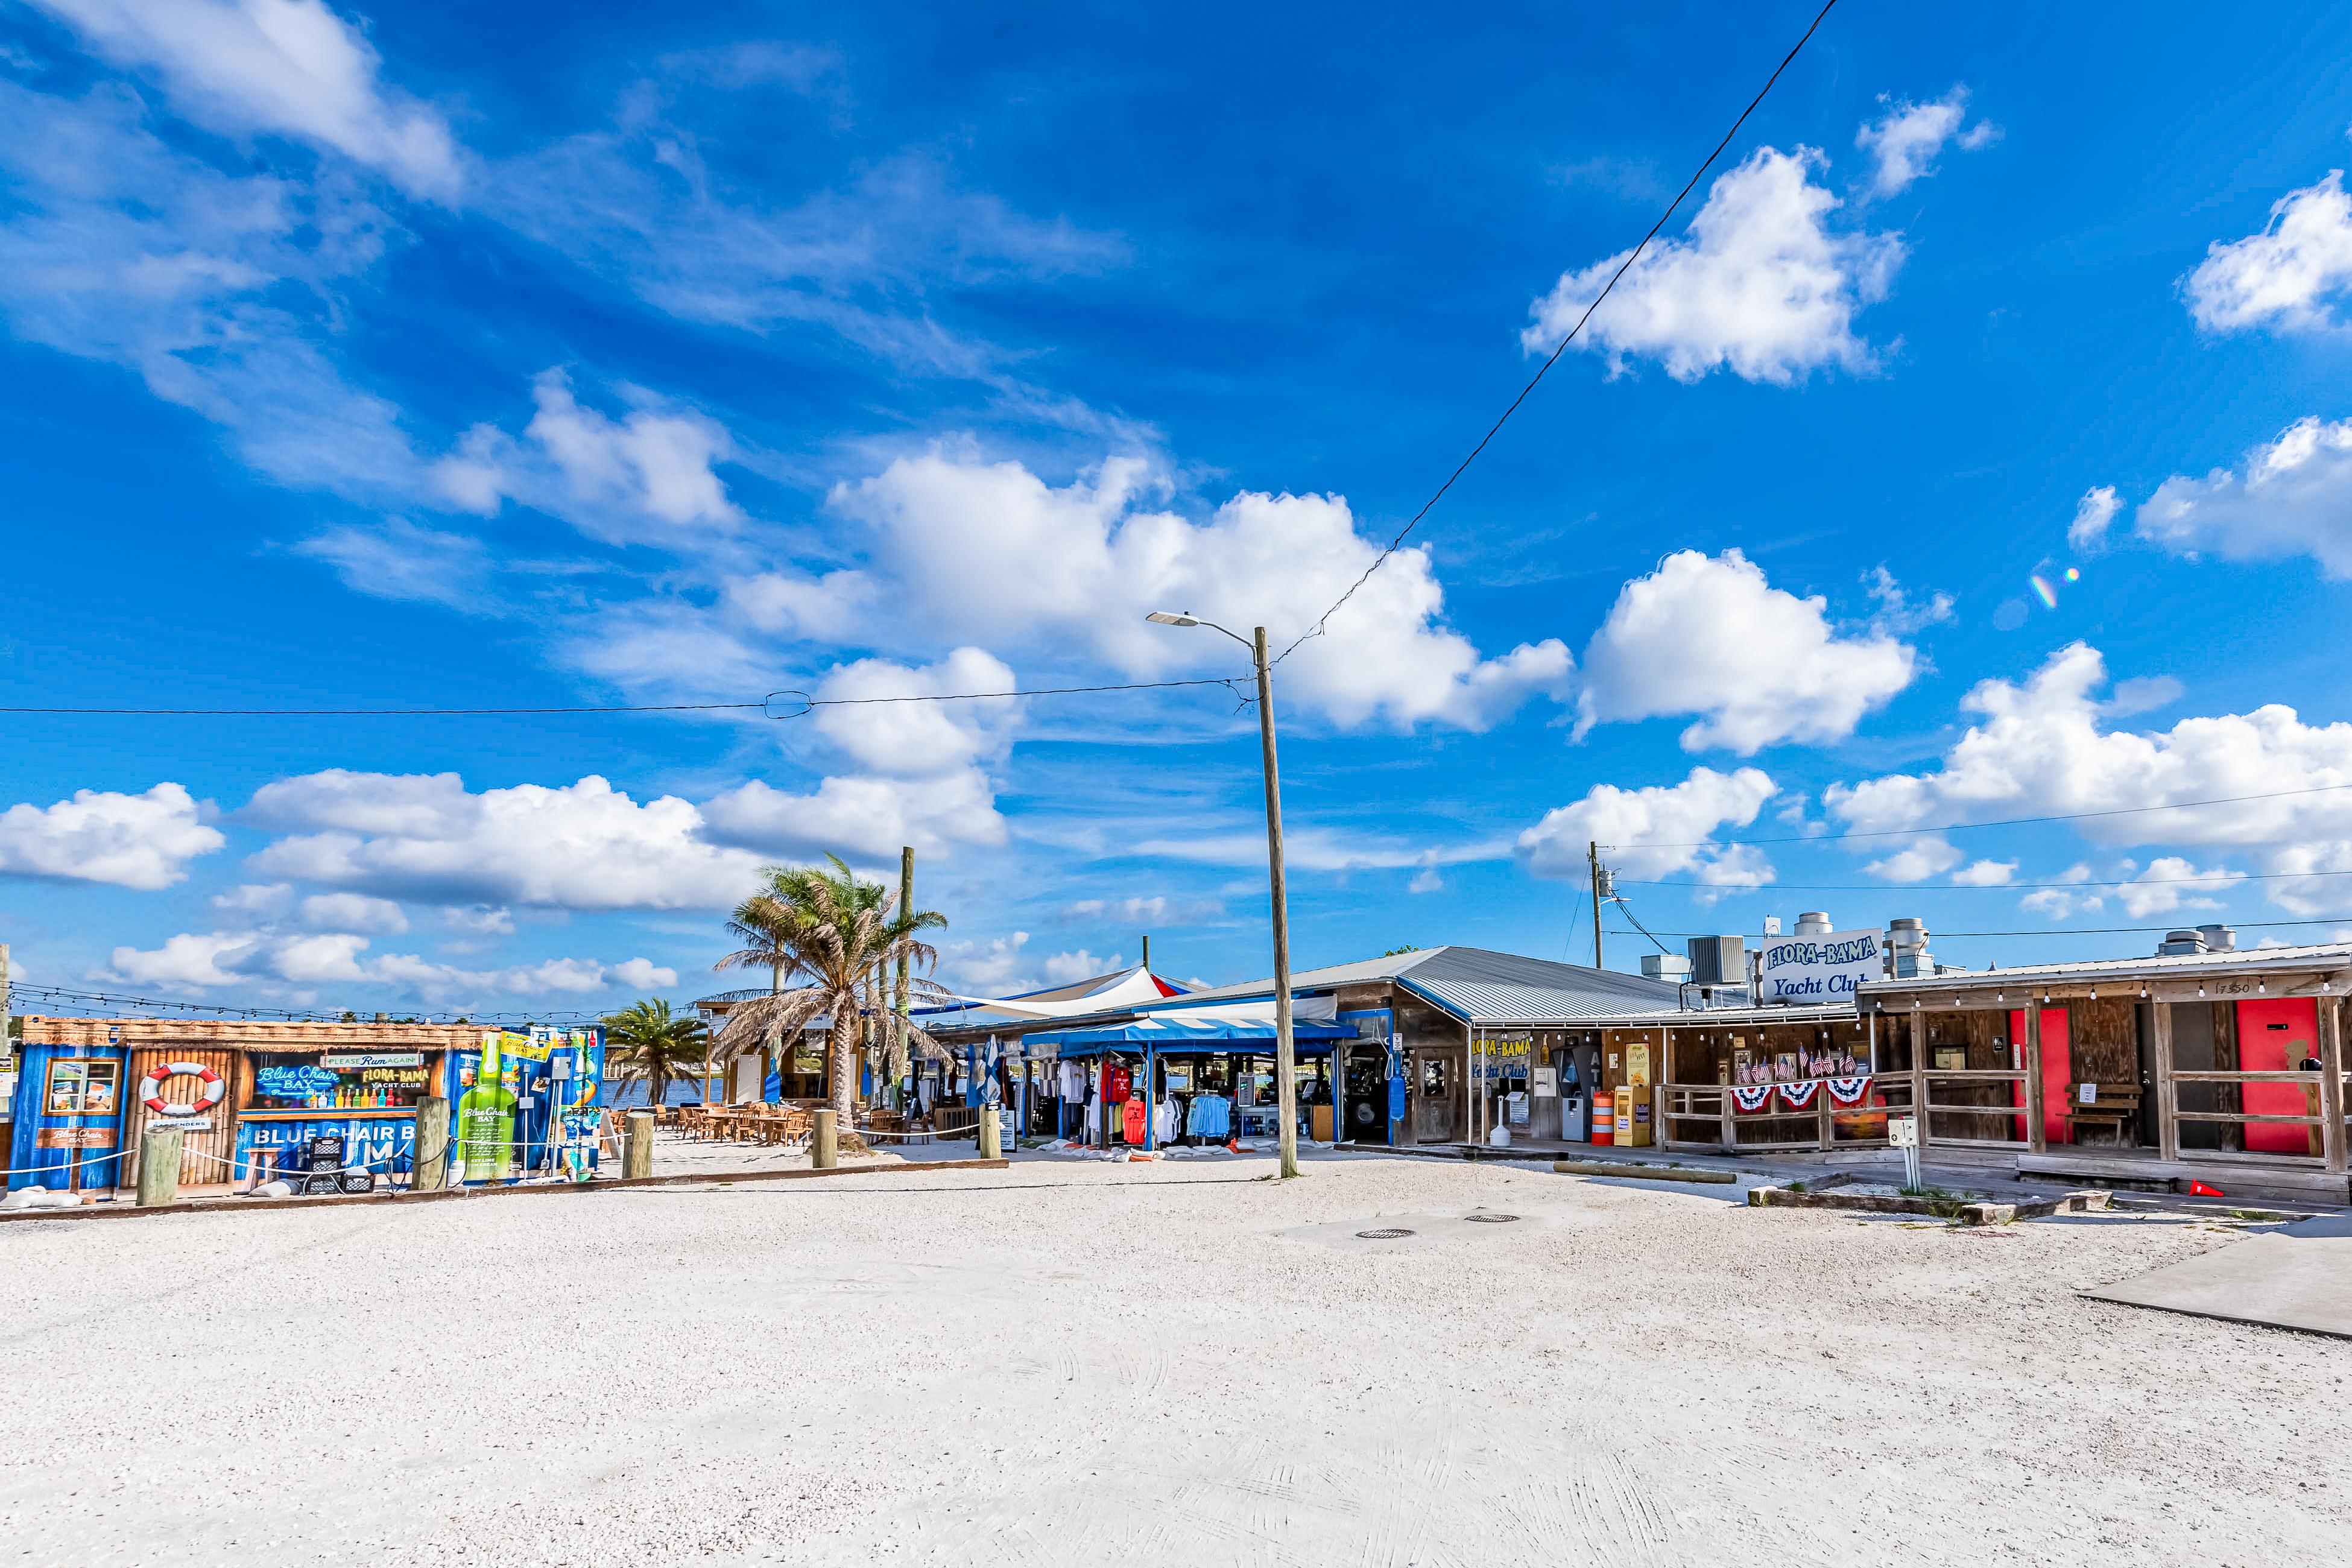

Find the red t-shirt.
xmin=1104 ymin=1064 xmax=1132 ymax=1102
xmin=1121 ymin=1098 xmax=1148 ymax=1143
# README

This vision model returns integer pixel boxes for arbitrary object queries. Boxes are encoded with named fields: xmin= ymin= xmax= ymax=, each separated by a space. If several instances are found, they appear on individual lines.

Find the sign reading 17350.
xmin=1758 ymin=931 xmax=1882 ymax=1003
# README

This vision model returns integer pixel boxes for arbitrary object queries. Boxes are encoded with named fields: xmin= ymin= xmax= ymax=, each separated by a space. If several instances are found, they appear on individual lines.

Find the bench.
xmin=2069 ymin=1082 xmax=2142 ymax=1146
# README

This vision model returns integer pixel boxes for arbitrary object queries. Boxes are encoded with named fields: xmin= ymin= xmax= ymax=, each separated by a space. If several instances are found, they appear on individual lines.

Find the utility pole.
xmin=1255 ymin=627 xmax=1300 ymax=1180
xmin=1143 ymin=610 xmax=1299 ymax=1179
xmin=894 ymin=845 xmax=914 ymax=1104
xmin=1589 ymin=842 xmax=1605 ymax=971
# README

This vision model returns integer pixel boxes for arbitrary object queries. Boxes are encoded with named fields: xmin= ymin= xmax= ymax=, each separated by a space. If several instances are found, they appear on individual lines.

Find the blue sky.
xmin=7 ymin=0 xmax=2352 ymax=1015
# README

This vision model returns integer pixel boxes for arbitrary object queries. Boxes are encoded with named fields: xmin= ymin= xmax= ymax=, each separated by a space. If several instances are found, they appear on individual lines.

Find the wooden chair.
xmin=2069 ymin=1082 xmax=2143 ymax=1146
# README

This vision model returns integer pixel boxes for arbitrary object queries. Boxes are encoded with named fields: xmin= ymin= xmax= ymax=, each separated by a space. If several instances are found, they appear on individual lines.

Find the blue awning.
xmin=1026 ymin=1007 xmax=1356 ymax=1054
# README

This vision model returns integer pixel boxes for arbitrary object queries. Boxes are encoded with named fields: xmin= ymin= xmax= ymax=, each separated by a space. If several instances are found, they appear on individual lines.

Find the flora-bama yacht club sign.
xmin=1757 ymin=931 xmax=1882 ymax=1003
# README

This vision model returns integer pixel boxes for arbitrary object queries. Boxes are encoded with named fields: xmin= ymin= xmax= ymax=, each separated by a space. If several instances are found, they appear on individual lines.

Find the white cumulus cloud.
xmin=101 ymin=925 xmax=675 ymax=1001
xmin=1827 ymin=642 xmax=2352 ymax=911
xmin=433 ymin=369 xmax=742 ymax=543
xmin=245 ymin=770 xmax=768 ymax=910
xmin=27 ymin=0 xmax=461 ymax=198
xmin=1523 ymin=146 xmax=1903 ymax=384
xmin=0 ymin=782 xmax=224 ymax=890
xmin=2068 ymin=485 xmax=2122 ymax=552
xmin=2135 ymin=415 xmax=2352 ymax=578
xmin=1517 ymin=767 xmax=1777 ymax=889
xmin=700 ymin=770 xmax=1007 ymax=865
xmin=1854 ymin=87 xmax=1998 ymax=198
xmin=828 ymin=448 xmax=1573 ymax=731
xmin=1577 ymin=549 xmax=1918 ymax=753
xmin=2185 ymin=170 xmax=2352 ymax=333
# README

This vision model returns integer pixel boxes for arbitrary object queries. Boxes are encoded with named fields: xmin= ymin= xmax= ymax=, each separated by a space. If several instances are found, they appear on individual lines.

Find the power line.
xmin=5 ymin=981 xmax=602 ymax=1024
xmin=1608 ymin=781 xmax=2352 ymax=850
xmin=0 ymin=677 xmax=1248 ymax=719
xmin=1620 ymin=866 xmax=2352 ymax=893
xmin=1276 ymin=0 xmax=1842 ymax=666
xmin=1608 ymin=916 xmax=2352 ymax=941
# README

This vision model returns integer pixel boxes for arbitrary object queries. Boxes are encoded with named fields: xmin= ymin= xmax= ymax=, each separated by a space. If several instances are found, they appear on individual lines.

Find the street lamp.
xmin=1146 ymin=609 xmax=1300 ymax=1180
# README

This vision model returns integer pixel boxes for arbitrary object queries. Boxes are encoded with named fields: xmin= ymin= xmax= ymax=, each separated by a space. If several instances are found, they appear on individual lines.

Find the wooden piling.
xmin=979 ymin=1105 xmax=1001 ymax=1160
xmin=813 ymin=1108 xmax=838 ymax=1169
xmin=412 ymin=1096 xmax=451 ymax=1192
xmin=136 ymin=1127 xmax=183 ymax=1207
xmin=624 ymin=1110 xmax=654 ymax=1179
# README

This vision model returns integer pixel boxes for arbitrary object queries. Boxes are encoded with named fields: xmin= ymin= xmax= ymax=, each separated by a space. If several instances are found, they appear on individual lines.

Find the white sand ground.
xmin=0 ymin=1150 xmax=2344 ymax=1566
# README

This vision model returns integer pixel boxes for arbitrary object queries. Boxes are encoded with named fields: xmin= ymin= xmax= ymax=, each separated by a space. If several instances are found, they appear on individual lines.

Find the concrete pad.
xmin=2085 ymin=1216 xmax=2352 ymax=1339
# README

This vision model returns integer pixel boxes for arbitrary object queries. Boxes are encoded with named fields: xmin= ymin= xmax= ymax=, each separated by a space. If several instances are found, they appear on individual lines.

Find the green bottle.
xmin=457 ymin=1034 xmax=519 ymax=1183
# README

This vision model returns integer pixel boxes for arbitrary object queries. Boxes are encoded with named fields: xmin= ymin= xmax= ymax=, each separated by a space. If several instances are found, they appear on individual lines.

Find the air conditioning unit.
xmin=1685 ymin=936 xmax=1745 ymax=988
xmin=1641 ymin=953 xmax=1692 ymax=982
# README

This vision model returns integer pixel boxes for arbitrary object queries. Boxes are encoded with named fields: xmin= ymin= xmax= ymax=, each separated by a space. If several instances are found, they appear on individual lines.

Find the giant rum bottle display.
xmin=457 ymin=1032 xmax=519 ymax=1183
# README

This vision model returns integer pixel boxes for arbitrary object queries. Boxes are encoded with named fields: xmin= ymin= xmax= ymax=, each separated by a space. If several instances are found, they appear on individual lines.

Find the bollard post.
xmin=813 ymin=1108 xmax=838 ymax=1169
xmin=136 ymin=1127 xmax=183 ymax=1207
xmin=624 ymin=1110 xmax=655 ymax=1179
xmin=979 ymin=1105 xmax=1001 ymax=1160
xmin=411 ymin=1095 xmax=451 ymax=1192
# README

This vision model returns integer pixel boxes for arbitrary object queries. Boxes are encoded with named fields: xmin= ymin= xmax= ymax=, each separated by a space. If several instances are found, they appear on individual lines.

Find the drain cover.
xmin=1464 ymin=1213 xmax=1520 ymax=1224
xmin=1356 ymin=1227 xmax=1415 ymax=1239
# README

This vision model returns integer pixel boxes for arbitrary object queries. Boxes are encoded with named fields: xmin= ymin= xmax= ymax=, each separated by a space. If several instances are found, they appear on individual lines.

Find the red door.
xmin=2009 ymin=1008 xmax=2072 ymax=1145
xmin=2236 ymin=998 xmax=2318 ymax=1155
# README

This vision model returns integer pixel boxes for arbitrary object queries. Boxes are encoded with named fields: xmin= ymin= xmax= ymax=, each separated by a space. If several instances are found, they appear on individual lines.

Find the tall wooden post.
xmin=2025 ymin=1002 xmax=2047 ymax=1156
xmin=813 ymin=1107 xmax=838 ymax=1169
xmin=413 ymin=1095 xmax=452 ymax=1190
xmin=136 ymin=1126 xmax=182 ymax=1207
xmin=980 ymin=1105 xmax=1001 ymax=1160
xmin=2148 ymin=1001 xmax=2181 ymax=1162
xmin=2318 ymin=984 xmax=2347 ymax=1176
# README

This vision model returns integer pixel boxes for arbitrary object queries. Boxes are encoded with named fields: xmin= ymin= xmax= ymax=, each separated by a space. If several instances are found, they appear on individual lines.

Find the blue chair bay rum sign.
xmin=1757 ymin=931 xmax=1883 ymax=1003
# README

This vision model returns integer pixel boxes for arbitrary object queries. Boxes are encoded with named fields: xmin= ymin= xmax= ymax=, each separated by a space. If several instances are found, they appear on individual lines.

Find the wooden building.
xmin=1859 ymin=942 xmax=2350 ymax=1201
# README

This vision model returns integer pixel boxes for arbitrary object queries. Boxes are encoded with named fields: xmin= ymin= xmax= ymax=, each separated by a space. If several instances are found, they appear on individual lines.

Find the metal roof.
xmin=1159 ymin=944 xmax=1682 ymax=1027
xmin=1859 ymin=940 xmax=2352 ymax=995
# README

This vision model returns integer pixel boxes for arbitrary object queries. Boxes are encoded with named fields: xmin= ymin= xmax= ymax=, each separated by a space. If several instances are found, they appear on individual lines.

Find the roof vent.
xmin=2157 ymin=929 xmax=2205 ymax=956
xmin=1794 ymin=911 xmax=1832 ymax=937
xmin=1641 ymin=952 xmax=1692 ymax=982
xmin=2196 ymin=923 xmax=2236 ymax=953
xmin=1886 ymin=917 xmax=1933 ymax=978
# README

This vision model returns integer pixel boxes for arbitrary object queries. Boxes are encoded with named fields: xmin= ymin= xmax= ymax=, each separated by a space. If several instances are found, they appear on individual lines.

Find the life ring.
xmin=141 ymin=1061 xmax=226 ymax=1118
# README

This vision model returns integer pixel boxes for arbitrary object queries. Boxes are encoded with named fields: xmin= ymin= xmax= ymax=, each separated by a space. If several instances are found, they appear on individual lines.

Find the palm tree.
xmin=715 ymin=856 xmax=949 ymax=1122
xmin=601 ymin=999 xmax=709 ymax=1112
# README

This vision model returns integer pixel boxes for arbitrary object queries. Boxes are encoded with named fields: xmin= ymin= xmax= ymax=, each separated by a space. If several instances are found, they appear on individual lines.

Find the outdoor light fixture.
xmin=1144 ymin=610 xmax=1200 ymax=627
xmin=2089 ymin=988 xmax=2097 ymax=1001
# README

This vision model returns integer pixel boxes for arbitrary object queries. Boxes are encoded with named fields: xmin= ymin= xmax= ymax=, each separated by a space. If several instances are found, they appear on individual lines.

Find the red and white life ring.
xmin=141 ymin=1061 xmax=226 ymax=1118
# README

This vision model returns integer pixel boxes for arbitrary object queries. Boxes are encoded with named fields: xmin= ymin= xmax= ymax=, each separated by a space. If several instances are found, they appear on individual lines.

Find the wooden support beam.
xmin=2025 ymin=1003 xmax=2047 ymax=1157
xmin=2148 ymin=1002 xmax=2180 ymax=1162
xmin=2321 ymin=992 xmax=2347 ymax=1176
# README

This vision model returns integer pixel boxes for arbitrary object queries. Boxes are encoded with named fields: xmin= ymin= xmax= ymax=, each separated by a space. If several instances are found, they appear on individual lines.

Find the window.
xmin=1421 ymin=1058 xmax=1449 ymax=1097
xmin=253 ymin=1052 xmax=428 ymax=1111
xmin=45 ymin=1058 xmax=121 ymax=1116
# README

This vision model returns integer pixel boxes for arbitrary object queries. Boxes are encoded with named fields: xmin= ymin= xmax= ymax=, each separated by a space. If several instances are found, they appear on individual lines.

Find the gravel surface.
xmin=1 ymin=1150 xmax=2343 ymax=1565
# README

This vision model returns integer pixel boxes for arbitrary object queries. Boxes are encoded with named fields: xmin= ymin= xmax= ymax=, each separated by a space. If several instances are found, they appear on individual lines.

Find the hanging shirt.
xmin=1060 ymin=1061 xmax=1086 ymax=1100
xmin=1104 ymin=1063 xmax=1133 ymax=1104
xmin=1121 ymin=1098 xmax=1148 ymax=1144
xmin=1154 ymin=1099 xmax=1177 ymax=1142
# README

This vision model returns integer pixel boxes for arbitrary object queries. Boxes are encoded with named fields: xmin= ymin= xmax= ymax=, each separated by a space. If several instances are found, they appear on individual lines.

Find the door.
xmin=1411 ymin=1052 xmax=1459 ymax=1144
xmin=2236 ymin=998 xmax=2319 ymax=1155
xmin=2009 ymin=1008 xmax=2071 ymax=1145
xmin=125 ymin=1048 xmax=240 ymax=1188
